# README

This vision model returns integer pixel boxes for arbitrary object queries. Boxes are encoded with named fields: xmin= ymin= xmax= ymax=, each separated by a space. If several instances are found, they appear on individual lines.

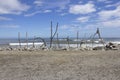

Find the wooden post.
xmin=33 ymin=36 xmax=35 ymax=48
xmin=57 ymin=33 xmax=60 ymax=49
xmin=50 ymin=21 xmax=53 ymax=48
xmin=77 ymin=31 xmax=79 ymax=48
xmin=26 ymin=32 xmax=28 ymax=48
xmin=50 ymin=21 xmax=58 ymax=49
xmin=84 ymin=33 xmax=87 ymax=48
xmin=67 ymin=36 xmax=70 ymax=49
xmin=18 ymin=32 xmax=21 ymax=48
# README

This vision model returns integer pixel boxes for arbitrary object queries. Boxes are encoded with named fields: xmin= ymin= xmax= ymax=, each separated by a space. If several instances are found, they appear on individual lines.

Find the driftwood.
xmin=18 ymin=32 xmax=21 ymax=48
xmin=50 ymin=21 xmax=58 ymax=48
xmin=90 ymin=28 xmax=105 ymax=49
xmin=34 ymin=37 xmax=47 ymax=48
xmin=66 ymin=36 xmax=70 ymax=49
xmin=56 ymin=33 xmax=60 ymax=49
xmin=26 ymin=32 xmax=28 ymax=48
xmin=105 ymin=42 xmax=119 ymax=50
xmin=77 ymin=31 xmax=79 ymax=48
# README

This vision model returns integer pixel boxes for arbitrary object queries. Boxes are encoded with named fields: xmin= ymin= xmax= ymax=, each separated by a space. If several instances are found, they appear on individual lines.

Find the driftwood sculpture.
xmin=50 ymin=21 xmax=58 ymax=48
xmin=92 ymin=28 xmax=104 ymax=45
xmin=90 ymin=28 xmax=105 ymax=50
xmin=92 ymin=28 xmax=102 ymax=40
xmin=32 ymin=37 xmax=47 ymax=50
xmin=34 ymin=37 xmax=46 ymax=47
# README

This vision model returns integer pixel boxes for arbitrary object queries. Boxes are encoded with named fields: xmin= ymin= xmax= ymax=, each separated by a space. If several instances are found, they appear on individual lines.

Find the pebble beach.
xmin=0 ymin=50 xmax=120 ymax=80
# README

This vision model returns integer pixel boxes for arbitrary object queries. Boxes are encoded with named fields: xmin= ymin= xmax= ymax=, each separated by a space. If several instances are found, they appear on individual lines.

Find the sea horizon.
xmin=0 ymin=37 xmax=120 ymax=45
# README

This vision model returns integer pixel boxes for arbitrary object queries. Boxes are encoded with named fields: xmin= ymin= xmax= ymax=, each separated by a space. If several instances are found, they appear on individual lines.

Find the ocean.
xmin=0 ymin=38 xmax=120 ymax=48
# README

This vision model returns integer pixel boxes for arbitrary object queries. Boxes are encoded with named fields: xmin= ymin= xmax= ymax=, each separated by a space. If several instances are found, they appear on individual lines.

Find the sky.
xmin=0 ymin=0 xmax=120 ymax=38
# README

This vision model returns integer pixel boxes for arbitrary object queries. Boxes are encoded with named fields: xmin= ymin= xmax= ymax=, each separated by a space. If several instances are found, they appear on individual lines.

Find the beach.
xmin=1 ymin=0 xmax=120 ymax=80
xmin=0 ymin=50 xmax=120 ymax=80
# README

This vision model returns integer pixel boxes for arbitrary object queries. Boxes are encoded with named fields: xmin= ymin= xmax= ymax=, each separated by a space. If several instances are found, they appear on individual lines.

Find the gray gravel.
xmin=0 ymin=50 xmax=120 ymax=80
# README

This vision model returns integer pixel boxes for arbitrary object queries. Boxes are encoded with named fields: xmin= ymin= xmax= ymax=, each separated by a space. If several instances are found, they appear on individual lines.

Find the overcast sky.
xmin=0 ymin=0 xmax=120 ymax=38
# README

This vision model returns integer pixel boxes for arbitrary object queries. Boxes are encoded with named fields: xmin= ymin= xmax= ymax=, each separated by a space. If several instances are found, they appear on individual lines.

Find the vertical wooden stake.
xmin=18 ymin=32 xmax=21 ymax=48
xmin=50 ymin=21 xmax=59 ymax=49
xmin=33 ymin=36 xmax=35 ymax=48
xmin=67 ymin=36 xmax=70 ymax=49
xmin=77 ymin=31 xmax=79 ymax=48
xmin=26 ymin=32 xmax=28 ymax=48
xmin=57 ymin=33 xmax=60 ymax=49
xmin=50 ymin=21 xmax=53 ymax=48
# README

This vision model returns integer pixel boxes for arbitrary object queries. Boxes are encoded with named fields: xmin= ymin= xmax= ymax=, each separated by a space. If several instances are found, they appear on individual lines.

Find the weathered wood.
xmin=91 ymin=28 xmax=105 ymax=48
xmin=26 ymin=32 xmax=28 ymax=48
xmin=52 ymin=23 xmax=58 ymax=38
xmin=50 ymin=21 xmax=53 ymax=48
xmin=50 ymin=21 xmax=59 ymax=48
xmin=33 ymin=36 xmax=35 ymax=48
xmin=77 ymin=31 xmax=79 ymax=48
xmin=56 ymin=33 xmax=60 ymax=49
xmin=18 ymin=32 xmax=21 ymax=48
xmin=34 ymin=37 xmax=47 ymax=47
xmin=67 ymin=36 xmax=70 ymax=49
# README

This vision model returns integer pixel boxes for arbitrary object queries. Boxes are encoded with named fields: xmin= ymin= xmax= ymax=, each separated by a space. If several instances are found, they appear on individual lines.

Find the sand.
xmin=0 ymin=50 xmax=120 ymax=80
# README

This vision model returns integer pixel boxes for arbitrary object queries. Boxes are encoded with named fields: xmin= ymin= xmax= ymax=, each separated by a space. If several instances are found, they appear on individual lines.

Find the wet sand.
xmin=0 ymin=50 xmax=120 ymax=80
